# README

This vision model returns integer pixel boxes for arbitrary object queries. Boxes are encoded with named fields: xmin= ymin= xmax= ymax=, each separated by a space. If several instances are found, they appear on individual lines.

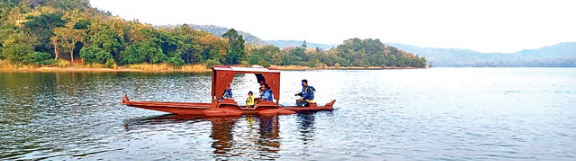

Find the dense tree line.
xmin=247 ymin=38 xmax=427 ymax=68
xmin=0 ymin=0 xmax=426 ymax=68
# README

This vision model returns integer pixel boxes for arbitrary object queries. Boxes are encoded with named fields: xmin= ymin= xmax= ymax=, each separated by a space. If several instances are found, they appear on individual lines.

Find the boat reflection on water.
xmin=209 ymin=115 xmax=282 ymax=158
xmin=256 ymin=115 xmax=281 ymax=154
xmin=123 ymin=114 xmax=283 ymax=160
xmin=208 ymin=116 xmax=238 ymax=154
xmin=297 ymin=112 xmax=316 ymax=144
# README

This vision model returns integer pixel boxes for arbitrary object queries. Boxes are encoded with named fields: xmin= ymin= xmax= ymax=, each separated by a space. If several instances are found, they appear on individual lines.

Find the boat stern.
xmin=122 ymin=94 xmax=130 ymax=105
xmin=325 ymin=99 xmax=336 ymax=107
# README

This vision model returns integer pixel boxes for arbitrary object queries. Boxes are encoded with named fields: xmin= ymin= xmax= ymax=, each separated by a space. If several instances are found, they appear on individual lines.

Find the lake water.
xmin=1 ymin=68 xmax=575 ymax=160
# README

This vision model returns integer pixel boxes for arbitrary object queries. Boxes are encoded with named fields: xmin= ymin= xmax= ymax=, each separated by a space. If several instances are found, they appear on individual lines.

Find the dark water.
xmin=1 ymin=68 xmax=575 ymax=160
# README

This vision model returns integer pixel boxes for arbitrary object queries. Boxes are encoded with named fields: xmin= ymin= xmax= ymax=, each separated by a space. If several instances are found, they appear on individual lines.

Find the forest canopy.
xmin=0 ymin=0 xmax=426 ymax=68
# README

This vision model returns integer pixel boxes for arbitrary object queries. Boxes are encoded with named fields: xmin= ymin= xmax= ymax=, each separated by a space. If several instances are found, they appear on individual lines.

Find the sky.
xmin=90 ymin=0 xmax=576 ymax=53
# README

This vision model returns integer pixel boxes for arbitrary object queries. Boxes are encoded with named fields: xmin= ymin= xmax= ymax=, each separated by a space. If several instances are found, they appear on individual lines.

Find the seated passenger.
xmin=254 ymin=86 xmax=265 ymax=102
xmin=246 ymin=91 xmax=255 ymax=108
xmin=295 ymin=79 xmax=315 ymax=107
xmin=220 ymin=84 xmax=233 ymax=101
xmin=261 ymin=84 xmax=274 ymax=101
xmin=259 ymin=83 xmax=265 ymax=98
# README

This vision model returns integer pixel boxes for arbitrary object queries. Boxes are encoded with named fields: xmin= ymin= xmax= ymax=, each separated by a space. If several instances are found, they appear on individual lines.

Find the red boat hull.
xmin=122 ymin=95 xmax=335 ymax=116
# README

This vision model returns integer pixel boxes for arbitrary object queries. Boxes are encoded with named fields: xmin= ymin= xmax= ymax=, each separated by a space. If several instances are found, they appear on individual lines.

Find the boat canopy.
xmin=211 ymin=66 xmax=281 ymax=104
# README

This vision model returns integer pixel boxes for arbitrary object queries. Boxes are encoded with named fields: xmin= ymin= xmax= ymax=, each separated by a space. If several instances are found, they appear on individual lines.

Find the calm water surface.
xmin=1 ymin=68 xmax=575 ymax=160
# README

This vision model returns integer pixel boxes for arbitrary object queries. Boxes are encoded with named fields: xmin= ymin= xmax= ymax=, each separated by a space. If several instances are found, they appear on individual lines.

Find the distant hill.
xmin=386 ymin=43 xmax=576 ymax=67
xmin=161 ymin=24 xmax=575 ymax=67
xmin=188 ymin=24 xmax=268 ymax=45
xmin=159 ymin=24 xmax=267 ymax=45
xmin=163 ymin=24 xmax=337 ymax=50
xmin=265 ymin=40 xmax=337 ymax=50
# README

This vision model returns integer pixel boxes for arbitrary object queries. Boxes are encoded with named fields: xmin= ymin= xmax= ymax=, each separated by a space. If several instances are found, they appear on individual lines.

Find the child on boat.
xmin=246 ymin=91 xmax=255 ymax=108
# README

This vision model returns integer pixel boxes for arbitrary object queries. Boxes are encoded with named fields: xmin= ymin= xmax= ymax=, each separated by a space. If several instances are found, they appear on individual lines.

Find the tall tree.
xmin=24 ymin=12 xmax=66 ymax=53
xmin=52 ymin=27 xmax=85 ymax=62
xmin=222 ymin=28 xmax=245 ymax=64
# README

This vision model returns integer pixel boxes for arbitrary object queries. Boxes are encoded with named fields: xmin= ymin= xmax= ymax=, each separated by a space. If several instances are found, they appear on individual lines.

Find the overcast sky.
xmin=90 ymin=0 xmax=576 ymax=53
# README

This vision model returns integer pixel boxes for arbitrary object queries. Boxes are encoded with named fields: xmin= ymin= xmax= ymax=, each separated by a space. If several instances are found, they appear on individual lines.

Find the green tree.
xmin=52 ymin=26 xmax=86 ymax=62
xmin=334 ymin=38 xmax=426 ymax=67
xmin=119 ymin=39 xmax=165 ymax=64
xmin=173 ymin=24 xmax=203 ymax=64
xmin=1 ymin=30 xmax=36 ymax=65
xmin=247 ymin=45 xmax=279 ymax=67
xmin=79 ymin=45 xmax=112 ymax=64
xmin=73 ymin=19 xmax=91 ymax=29
xmin=222 ymin=28 xmax=245 ymax=64
xmin=2 ymin=43 xmax=34 ymax=65
xmin=46 ymin=0 xmax=91 ymax=10
xmin=24 ymin=12 xmax=66 ymax=53
xmin=86 ymin=26 xmax=122 ymax=59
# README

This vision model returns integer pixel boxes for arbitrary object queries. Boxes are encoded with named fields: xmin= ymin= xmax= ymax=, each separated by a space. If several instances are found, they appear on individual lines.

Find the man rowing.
xmin=295 ymin=79 xmax=315 ymax=107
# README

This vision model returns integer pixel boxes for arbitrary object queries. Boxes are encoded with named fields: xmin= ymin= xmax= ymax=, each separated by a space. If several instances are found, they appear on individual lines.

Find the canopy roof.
xmin=211 ymin=66 xmax=281 ymax=104
xmin=212 ymin=66 xmax=280 ymax=73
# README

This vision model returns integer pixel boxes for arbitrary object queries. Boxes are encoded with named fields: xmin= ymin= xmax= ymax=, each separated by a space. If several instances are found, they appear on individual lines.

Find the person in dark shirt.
xmin=220 ymin=84 xmax=233 ymax=101
xmin=261 ymin=84 xmax=273 ymax=101
xmin=295 ymin=79 xmax=315 ymax=107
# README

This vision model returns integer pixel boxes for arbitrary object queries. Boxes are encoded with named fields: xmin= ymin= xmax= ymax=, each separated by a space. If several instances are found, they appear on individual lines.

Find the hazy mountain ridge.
xmin=386 ymin=43 xmax=576 ymax=67
xmin=163 ymin=24 xmax=575 ymax=67
xmin=188 ymin=24 xmax=269 ymax=45
xmin=163 ymin=24 xmax=337 ymax=50
xmin=159 ymin=24 xmax=268 ymax=45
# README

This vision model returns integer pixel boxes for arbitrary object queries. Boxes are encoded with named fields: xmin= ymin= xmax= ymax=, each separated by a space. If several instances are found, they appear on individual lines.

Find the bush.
xmin=56 ymin=59 xmax=71 ymax=67
xmin=119 ymin=41 xmax=164 ymax=65
xmin=104 ymin=59 xmax=117 ymax=68
xmin=166 ymin=57 xmax=184 ymax=66
xmin=206 ymin=59 xmax=221 ymax=67
xmin=21 ymin=52 xmax=54 ymax=65
xmin=73 ymin=20 xmax=91 ymax=29
xmin=2 ymin=43 xmax=34 ymax=65
xmin=80 ymin=45 xmax=113 ymax=64
xmin=150 ymin=52 xmax=167 ymax=63
xmin=301 ymin=61 xmax=317 ymax=68
xmin=240 ymin=60 xmax=250 ymax=66
xmin=248 ymin=55 xmax=260 ymax=65
xmin=258 ymin=60 xmax=271 ymax=67
xmin=119 ymin=45 xmax=145 ymax=65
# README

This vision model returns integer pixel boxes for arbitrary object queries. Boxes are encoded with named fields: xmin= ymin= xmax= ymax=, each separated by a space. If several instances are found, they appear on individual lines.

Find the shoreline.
xmin=270 ymin=65 xmax=422 ymax=71
xmin=0 ymin=65 xmax=425 ymax=73
xmin=0 ymin=67 xmax=211 ymax=73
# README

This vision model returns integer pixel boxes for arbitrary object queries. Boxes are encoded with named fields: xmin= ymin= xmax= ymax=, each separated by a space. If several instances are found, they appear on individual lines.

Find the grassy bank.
xmin=0 ymin=60 xmax=211 ymax=72
xmin=0 ymin=60 xmax=423 ymax=72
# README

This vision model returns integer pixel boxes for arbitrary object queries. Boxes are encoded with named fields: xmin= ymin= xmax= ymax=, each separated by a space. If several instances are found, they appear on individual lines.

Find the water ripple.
xmin=1 ymin=69 xmax=576 ymax=160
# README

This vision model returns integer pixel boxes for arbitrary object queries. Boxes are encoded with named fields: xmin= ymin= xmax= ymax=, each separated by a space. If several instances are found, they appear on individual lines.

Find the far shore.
xmin=270 ymin=65 xmax=422 ymax=71
xmin=0 ymin=64 xmax=425 ymax=73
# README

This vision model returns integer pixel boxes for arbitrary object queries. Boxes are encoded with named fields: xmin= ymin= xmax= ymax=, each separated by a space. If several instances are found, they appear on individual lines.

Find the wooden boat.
xmin=121 ymin=66 xmax=336 ymax=116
